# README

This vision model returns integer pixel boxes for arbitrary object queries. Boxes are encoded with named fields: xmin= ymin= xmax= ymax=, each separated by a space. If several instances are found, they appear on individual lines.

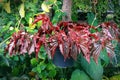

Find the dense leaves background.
xmin=0 ymin=0 xmax=120 ymax=80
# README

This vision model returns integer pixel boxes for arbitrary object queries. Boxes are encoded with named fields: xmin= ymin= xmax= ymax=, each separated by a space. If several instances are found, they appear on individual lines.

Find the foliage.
xmin=114 ymin=43 xmax=120 ymax=66
xmin=0 ymin=0 xmax=58 ymax=79
xmin=5 ymin=13 xmax=120 ymax=64
xmin=30 ymin=47 xmax=57 ymax=79
xmin=0 ymin=55 xmax=10 ymax=77
xmin=72 ymin=0 xmax=109 ymax=22
xmin=100 ymin=48 xmax=110 ymax=66
xmin=0 ymin=54 xmax=32 ymax=79
xmin=87 ymin=12 xmax=98 ymax=26
xmin=0 ymin=0 xmax=120 ymax=79
xmin=70 ymin=69 xmax=90 ymax=80
xmin=78 ymin=54 xmax=103 ymax=80
xmin=111 ymin=0 xmax=120 ymax=26
xmin=109 ymin=74 xmax=120 ymax=80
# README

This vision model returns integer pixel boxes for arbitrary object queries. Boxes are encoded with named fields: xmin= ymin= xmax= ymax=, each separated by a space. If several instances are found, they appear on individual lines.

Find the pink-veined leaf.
xmin=92 ymin=42 xmax=102 ymax=64
xmin=70 ymin=42 xmax=79 ymax=60
xmin=105 ymin=42 xmax=115 ymax=57
xmin=8 ymin=41 xmax=15 ymax=56
xmin=28 ymin=41 xmax=35 ymax=55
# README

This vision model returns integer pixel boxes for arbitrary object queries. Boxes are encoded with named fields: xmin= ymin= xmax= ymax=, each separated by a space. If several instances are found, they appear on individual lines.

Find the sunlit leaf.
xmin=37 ymin=20 xmax=42 ymax=28
xmin=3 ymin=1 xmax=11 ymax=13
xmin=19 ymin=3 xmax=25 ymax=18
xmin=33 ymin=0 xmax=38 ymax=3
xmin=41 ymin=2 xmax=50 ymax=12
xmin=31 ymin=58 xmax=38 ymax=66
xmin=49 ymin=0 xmax=57 ymax=4
xmin=29 ymin=18 xmax=33 ymax=26
xmin=21 ymin=0 xmax=25 ymax=3
xmin=29 ymin=18 xmax=36 ymax=29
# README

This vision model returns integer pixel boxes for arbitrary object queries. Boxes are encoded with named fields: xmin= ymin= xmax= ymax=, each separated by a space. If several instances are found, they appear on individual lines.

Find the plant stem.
xmin=91 ymin=16 xmax=96 ymax=26
xmin=16 ymin=18 xmax=22 ymax=29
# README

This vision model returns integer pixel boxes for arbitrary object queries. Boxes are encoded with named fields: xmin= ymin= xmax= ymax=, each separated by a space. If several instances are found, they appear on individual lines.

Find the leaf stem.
xmin=91 ymin=16 xmax=96 ymax=26
xmin=16 ymin=18 xmax=22 ymax=29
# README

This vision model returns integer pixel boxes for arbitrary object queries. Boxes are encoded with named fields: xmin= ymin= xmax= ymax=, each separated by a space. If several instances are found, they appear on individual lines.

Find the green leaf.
xmin=52 ymin=10 xmax=63 ymax=24
xmin=47 ymin=63 xmax=55 ymax=70
xmin=19 ymin=55 xmax=25 ymax=62
xmin=38 ymin=46 xmax=46 ymax=60
xmin=40 ymin=61 xmax=46 ymax=70
xmin=3 ymin=1 xmax=11 ymax=13
xmin=19 ymin=3 xmax=25 ymax=18
xmin=48 ymin=0 xmax=56 ymax=4
xmin=87 ymin=12 xmax=98 ymax=26
xmin=25 ymin=2 xmax=37 ymax=12
xmin=78 ymin=55 xmax=103 ymax=80
xmin=25 ymin=13 xmax=33 ymax=23
xmin=33 ymin=0 xmax=38 ymax=3
xmin=110 ymin=74 xmax=120 ymax=80
xmin=100 ymin=48 xmax=110 ymax=65
xmin=41 ymin=2 xmax=50 ymax=12
xmin=12 ymin=67 xmax=19 ymax=76
xmin=21 ymin=0 xmax=25 ymax=3
xmin=37 ymin=65 xmax=42 ymax=73
xmin=70 ymin=69 xmax=90 ymax=80
xmin=2 ymin=21 xmax=12 ymax=33
xmin=25 ymin=27 xmax=38 ymax=34
xmin=31 ymin=58 xmax=38 ymax=66
xmin=37 ymin=20 xmax=42 ymax=29
xmin=32 ymin=67 xmax=37 ymax=72
xmin=48 ymin=69 xmax=56 ymax=77
xmin=0 ymin=55 xmax=9 ymax=67
xmin=13 ymin=56 xmax=19 ymax=61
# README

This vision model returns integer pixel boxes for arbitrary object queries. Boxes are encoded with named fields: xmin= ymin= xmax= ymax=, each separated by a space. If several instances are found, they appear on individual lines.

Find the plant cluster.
xmin=1 ymin=0 xmax=120 ymax=79
xmin=5 ymin=14 xmax=120 ymax=63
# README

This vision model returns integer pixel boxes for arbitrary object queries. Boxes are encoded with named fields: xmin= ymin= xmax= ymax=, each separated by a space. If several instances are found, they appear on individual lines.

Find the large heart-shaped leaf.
xmin=78 ymin=55 xmax=103 ymax=80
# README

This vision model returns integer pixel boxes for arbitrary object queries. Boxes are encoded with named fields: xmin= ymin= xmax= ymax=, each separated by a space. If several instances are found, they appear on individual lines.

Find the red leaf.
xmin=33 ymin=14 xmax=53 ymax=32
xmin=6 ymin=31 xmax=31 ymax=55
xmin=8 ymin=41 xmax=15 ymax=56
xmin=51 ymin=45 xmax=58 ymax=59
xmin=62 ymin=40 xmax=70 ymax=60
xmin=33 ymin=14 xmax=46 ymax=24
xmin=105 ymin=42 xmax=115 ymax=57
xmin=92 ymin=42 xmax=102 ymax=64
xmin=70 ymin=42 xmax=79 ymax=60
xmin=28 ymin=42 xmax=35 ymax=55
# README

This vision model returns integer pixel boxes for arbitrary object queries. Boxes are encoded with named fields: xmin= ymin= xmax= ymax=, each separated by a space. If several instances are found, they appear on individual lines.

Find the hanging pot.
xmin=52 ymin=48 xmax=74 ymax=68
